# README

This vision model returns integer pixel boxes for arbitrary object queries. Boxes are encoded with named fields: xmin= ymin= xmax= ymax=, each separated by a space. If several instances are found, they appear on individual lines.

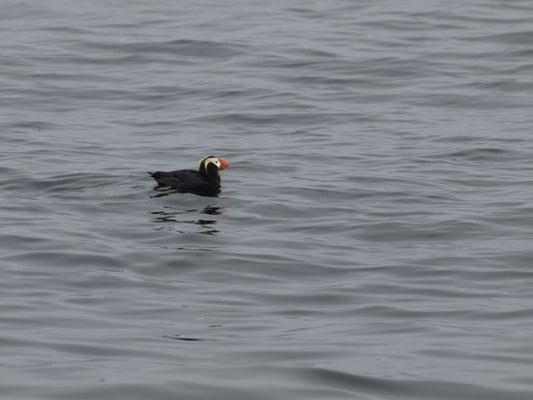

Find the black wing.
xmin=149 ymin=169 xmax=198 ymax=190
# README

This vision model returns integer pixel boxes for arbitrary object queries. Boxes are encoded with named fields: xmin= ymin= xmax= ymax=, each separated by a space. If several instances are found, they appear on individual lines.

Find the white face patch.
xmin=199 ymin=157 xmax=221 ymax=171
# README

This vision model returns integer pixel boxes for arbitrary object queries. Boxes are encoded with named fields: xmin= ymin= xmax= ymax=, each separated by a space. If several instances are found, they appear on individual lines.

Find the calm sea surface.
xmin=2 ymin=1 xmax=533 ymax=399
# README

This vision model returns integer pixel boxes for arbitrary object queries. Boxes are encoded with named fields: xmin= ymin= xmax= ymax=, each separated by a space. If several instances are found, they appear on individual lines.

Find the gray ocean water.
xmin=2 ymin=1 xmax=533 ymax=399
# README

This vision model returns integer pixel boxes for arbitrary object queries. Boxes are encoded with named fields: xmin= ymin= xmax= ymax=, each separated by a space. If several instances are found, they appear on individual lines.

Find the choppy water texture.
xmin=2 ymin=1 xmax=533 ymax=399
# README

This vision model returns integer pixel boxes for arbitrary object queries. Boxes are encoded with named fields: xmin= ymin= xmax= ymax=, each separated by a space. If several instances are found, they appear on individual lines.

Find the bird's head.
xmin=198 ymin=156 xmax=230 ymax=176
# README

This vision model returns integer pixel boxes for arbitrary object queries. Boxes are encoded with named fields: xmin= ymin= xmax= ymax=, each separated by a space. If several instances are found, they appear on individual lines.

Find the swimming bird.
xmin=149 ymin=156 xmax=230 ymax=197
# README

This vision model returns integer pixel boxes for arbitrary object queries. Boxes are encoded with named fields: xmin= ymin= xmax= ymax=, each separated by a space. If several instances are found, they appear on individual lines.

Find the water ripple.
xmin=2 ymin=1 xmax=533 ymax=399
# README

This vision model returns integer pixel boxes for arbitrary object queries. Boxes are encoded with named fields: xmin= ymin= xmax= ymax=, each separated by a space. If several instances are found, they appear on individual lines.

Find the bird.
xmin=149 ymin=156 xmax=230 ymax=197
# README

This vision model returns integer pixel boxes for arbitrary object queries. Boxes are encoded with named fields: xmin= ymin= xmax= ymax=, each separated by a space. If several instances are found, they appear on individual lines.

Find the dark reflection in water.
xmin=151 ymin=205 xmax=221 ymax=235
xmin=162 ymin=333 xmax=210 ymax=342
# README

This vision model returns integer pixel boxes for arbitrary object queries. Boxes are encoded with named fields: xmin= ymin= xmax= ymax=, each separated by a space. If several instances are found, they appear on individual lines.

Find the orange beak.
xmin=218 ymin=158 xmax=230 ymax=171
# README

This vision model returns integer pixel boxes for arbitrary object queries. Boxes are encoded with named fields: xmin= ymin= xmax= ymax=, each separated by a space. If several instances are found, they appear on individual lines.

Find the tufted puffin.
xmin=149 ymin=156 xmax=230 ymax=197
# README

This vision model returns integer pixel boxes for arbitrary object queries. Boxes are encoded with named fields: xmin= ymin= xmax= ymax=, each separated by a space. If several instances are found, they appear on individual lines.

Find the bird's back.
xmin=149 ymin=169 xmax=220 ymax=196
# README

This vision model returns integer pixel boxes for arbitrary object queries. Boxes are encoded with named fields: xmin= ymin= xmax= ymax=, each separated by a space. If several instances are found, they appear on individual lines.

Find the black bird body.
xmin=149 ymin=156 xmax=229 ymax=197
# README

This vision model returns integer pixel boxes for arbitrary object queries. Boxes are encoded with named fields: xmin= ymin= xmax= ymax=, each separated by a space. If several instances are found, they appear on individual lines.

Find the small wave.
xmin=301 ymin=367 xmax=531 ymax=400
